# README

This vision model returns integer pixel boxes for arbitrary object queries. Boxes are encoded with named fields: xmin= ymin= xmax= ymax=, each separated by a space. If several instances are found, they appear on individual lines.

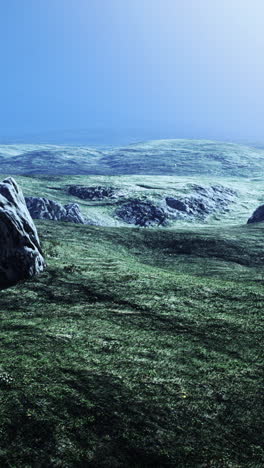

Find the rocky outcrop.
xmin=247 ymin=205 xmax=264 ymax=224
xmin=165 ymin=185 xmax=237 ymax=220
xmin=116 ymin=200 xmax=167 ymax=227
xmin=0 ymin=178 xmax=45 ymax=288
xmin=114 ymin=185 xmax=236 ymax=227
xmin=68 ymin=185 xmax=117 ymax=200
xmin=25 ymin=197 xmax=89 ymax=224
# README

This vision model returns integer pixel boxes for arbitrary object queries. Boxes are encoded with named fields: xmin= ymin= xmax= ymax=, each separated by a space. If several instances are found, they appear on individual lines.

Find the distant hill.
xmin=0 ymin=145 xmax=106 ymax=175
xmin=0 ymin=139 xmax=264 ymax=176
xmin=102 ymin=140 xmax=264 ymax=177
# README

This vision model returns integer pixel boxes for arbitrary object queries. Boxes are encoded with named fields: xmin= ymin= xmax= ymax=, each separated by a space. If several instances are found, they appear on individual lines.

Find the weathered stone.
xmin=0 ymin=178 xmax=45 ymax=288
xmin=68 ymin=185 xmax=117 ymax=200
xmin=116 ymin=200 xmax=167 ymax=227
xmin=247 ymin=205 xmax=264 ymax=224
xmin=25 ymin=197 xmax=88 ymax=224
xmin=165 ymin=198 xmax=187 ymax=211
xmin=165 ymin=185 xmax=237 ymax=220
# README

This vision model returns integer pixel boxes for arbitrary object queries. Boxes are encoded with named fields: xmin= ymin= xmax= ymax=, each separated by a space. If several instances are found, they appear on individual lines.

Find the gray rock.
xmin=165 ymin=198 xmax=187 ymax=212
xmin=68 ymin=185 xmax=117 ymax=200
xmin=247 ymin=205 xmax=264 ymax=224
xmin=0 ymin=178 xmax=45 ymax=288
xmin=165 ymin=185 xmax=237 ymax=220
xmin=116 ymin=200 xmax=167 ymax=227
xmin=25 ymin=197 xmax=89 ymax=224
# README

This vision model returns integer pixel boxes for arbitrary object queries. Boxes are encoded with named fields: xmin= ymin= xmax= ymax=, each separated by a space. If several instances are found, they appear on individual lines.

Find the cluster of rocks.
xmin=115 ymin=185 xmax=237 ymax=226
xmin=68 ymin=185 xmax=118 ymax=200
xmin=115 ymin=200 xmax=167 ymax=227
xmin=25 ymin=197 xmax=93 ymax=225
xmin=0 ymin=178 xmax=45 ymax=288
xmin=164 ymin=185 xmax=237 ymax=221
xmin=0 ymin=174 xmax=261 ymax=292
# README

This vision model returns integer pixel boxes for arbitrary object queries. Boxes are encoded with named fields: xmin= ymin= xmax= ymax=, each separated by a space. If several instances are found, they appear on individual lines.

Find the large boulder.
xmin=247 ymin=205 xmax=264 ymax=224
xmin=0 ymin=178 xmax=45 ymax=288
xmin=25 ymin=197 xmax=88 ymax=224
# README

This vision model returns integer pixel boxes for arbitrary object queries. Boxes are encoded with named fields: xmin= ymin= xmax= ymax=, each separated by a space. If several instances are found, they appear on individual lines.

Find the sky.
xmin=0 ymin=0 xmax=264 ymax=144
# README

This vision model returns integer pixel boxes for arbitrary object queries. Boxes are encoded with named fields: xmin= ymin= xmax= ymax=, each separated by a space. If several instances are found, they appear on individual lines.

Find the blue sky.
xmin=1 ymin=0 xmax=264 ymax=144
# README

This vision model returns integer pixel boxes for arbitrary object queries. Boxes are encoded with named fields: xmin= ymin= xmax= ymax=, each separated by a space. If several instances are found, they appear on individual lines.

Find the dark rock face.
xmin=115 ymin=185 xmax=236 ymax=227
xmin=166 ymin=198 xmax=187 ymax=212
xmin=68 ymin=185 xmax=117 ymax=200
xmin=116 ymin=200 xmax=167 ymax=227
xmin=25 ymin=197 xmax=88 ymax=224
xmin=165 ymin=185 xmax=237 ymax=220
xmin=247 ymin=205 xmax=264 ymax=224
xmin=0 ymin=178 xmax=45 ymax=288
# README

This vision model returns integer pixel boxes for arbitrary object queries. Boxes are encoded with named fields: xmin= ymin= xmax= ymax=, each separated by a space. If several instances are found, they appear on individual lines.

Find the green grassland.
xmin=0 ymin=219 xmax=263 ymax=467
xmin=4 ymin=173 xmax=264 ymax=227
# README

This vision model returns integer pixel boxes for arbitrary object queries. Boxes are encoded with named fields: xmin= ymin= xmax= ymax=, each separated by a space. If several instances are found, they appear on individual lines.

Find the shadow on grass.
xmin=0 ymin=369 xmax=192 ymax=468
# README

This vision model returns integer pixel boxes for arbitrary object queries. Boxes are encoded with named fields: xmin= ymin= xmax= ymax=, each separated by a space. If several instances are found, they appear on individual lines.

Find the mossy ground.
xmin=0 ymin=221 xmax=263 ymax=467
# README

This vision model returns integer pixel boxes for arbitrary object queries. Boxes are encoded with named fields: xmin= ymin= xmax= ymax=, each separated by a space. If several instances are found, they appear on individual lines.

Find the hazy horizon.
xmin=1 ymin=0 xmax=264 ymax=144
xmin=1 ymin=128 xmax=264 ymax=149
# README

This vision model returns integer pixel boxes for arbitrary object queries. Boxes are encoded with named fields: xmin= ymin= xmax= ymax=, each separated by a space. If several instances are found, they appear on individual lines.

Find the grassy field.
xmin=0 ymin=220 xmax=263 ymax=467
xmin=2 ymin=173 xmax=263 ymax=227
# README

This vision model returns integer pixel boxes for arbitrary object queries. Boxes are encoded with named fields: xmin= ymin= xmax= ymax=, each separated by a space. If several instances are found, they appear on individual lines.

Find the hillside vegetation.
xmin=0 ymin=220 xmax=263 ymax=467
xmin=102 ymin=139 xmax=264 ymax=176
xmin=3 ymin=173 xmax=263 ymax=227
xmin=0 ymin=139 xmax=264 ymax=176
xmin=0 ymin=140 xmax=263 ymax=466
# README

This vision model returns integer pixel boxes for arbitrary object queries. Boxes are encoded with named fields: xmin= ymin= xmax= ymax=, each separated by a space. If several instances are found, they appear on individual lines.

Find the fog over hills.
xmin=0 ymin=139 xmax=263 ymax=176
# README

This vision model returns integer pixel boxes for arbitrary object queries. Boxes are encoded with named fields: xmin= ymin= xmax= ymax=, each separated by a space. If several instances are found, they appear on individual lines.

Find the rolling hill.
xmin=4 ymin=173 xmax=262 ymax=228
xmin=0 ymin=139 xmax=264 ymax=466
xmin=0 ymin=220 xmax=263 ymax=466
xmin=102 ymin=139 xmax=264 ymax=176
xmin=0 ymin=139 xmax=264 ymax=176
xmin=0 ymin=145 xmax=106 ymax=175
